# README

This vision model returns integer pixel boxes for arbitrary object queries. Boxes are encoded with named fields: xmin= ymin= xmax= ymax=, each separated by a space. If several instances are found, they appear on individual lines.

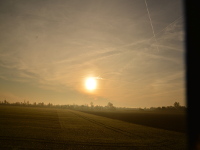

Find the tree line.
xmin=0 ymin=99 xmax=186 ymax=111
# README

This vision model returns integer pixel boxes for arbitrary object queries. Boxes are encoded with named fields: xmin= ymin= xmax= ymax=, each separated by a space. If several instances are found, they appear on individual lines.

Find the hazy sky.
xmin=0 ymin=0 xmax=186 ymax=108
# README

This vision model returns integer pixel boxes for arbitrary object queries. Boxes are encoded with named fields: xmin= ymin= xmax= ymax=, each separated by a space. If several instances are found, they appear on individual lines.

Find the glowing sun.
xmin=85 ymin=77 xmax=97 ymax=91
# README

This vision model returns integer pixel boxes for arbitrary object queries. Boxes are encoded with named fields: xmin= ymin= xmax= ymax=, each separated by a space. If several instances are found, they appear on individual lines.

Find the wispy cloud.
xmin=0 ymin=0 xmax=185 ymax=107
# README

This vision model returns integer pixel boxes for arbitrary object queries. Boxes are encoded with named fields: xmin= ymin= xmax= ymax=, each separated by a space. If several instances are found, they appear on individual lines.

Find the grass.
xmin=0 ymin=105 xmax=188 ymax=149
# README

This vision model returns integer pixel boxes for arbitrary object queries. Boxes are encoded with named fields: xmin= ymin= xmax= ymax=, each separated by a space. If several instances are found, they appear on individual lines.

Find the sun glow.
xmin=85 ymin=77 xmax=97 ymax=91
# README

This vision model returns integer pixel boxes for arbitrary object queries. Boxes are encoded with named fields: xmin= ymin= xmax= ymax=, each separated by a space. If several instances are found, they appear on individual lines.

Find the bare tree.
xmin=174 ymin=102 xmax=180 ymax=108
xmin=107 ymin=102 xmax=116 ymax=110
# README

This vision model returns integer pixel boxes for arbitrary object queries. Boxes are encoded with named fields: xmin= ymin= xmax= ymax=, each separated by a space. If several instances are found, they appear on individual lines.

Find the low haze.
xmin=0 ymin=0 xmax=186 ymax=108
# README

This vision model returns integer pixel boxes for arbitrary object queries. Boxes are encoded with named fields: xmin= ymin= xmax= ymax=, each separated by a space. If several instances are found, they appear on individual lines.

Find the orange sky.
xmin=0 ymin=0 xmax=186 ymax=108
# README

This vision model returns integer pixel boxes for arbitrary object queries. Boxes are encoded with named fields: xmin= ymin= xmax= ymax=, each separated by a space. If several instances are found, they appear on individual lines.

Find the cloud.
xmin=95 ymin=76 xmax=103 ymax=80
xmin=0 ymin=0 xmax=186 ymax=107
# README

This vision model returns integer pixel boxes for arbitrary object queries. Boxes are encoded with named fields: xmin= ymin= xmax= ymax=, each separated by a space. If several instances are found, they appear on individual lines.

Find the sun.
xmin=85 ymin=77 xmax=97 ymax=91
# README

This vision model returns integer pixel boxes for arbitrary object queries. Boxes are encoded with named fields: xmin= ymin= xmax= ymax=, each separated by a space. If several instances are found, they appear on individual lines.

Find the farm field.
xmin=80 ymin=110 xmax=187 ymax=133
xmin=0 ymin=105 xmax=187 ymax=149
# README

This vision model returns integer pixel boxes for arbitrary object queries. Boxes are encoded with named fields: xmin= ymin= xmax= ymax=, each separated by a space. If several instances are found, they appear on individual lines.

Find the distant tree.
xmin=47 ymin=103 xmax=52 ymax=107
xmin=14 ymin=102 xmax=20 ymax=106
xmin=107 ymin=102 xmax=116 ymax=111
xmin=4 ymin=99 xmax=7 ymax=104
xmin=150 ymin=107 xmax=155 ymax=110
xmin=107 ymin=102 xmax=113 ymax=107
xmin=94 ymin=105 xmax=103 ymax=111
xmin=174 ymin=102 xmax=180 ymax=108
xmin=90 ymin=102 xmax=94 ymax=109
xmin=38 ymin=102 xmax=44 ymax=106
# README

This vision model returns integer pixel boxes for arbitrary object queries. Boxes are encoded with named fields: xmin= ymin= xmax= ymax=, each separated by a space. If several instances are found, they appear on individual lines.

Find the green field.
xmin=0 ymin=105 xmax=188 ymax=149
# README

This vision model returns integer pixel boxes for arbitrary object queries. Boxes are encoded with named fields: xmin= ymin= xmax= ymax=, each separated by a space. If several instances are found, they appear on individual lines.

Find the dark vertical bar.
xmin=184 ymin=0 xmax=200 ymax=149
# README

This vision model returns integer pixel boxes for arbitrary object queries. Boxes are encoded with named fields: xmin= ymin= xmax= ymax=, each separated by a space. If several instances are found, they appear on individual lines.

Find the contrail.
xmin=154 ymin=16 xmax=183 ymax=38
xmin=96 ymin=76 xmax=103 ymax=80
xmin=144 ymin=0 xmax=159 ymax=52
